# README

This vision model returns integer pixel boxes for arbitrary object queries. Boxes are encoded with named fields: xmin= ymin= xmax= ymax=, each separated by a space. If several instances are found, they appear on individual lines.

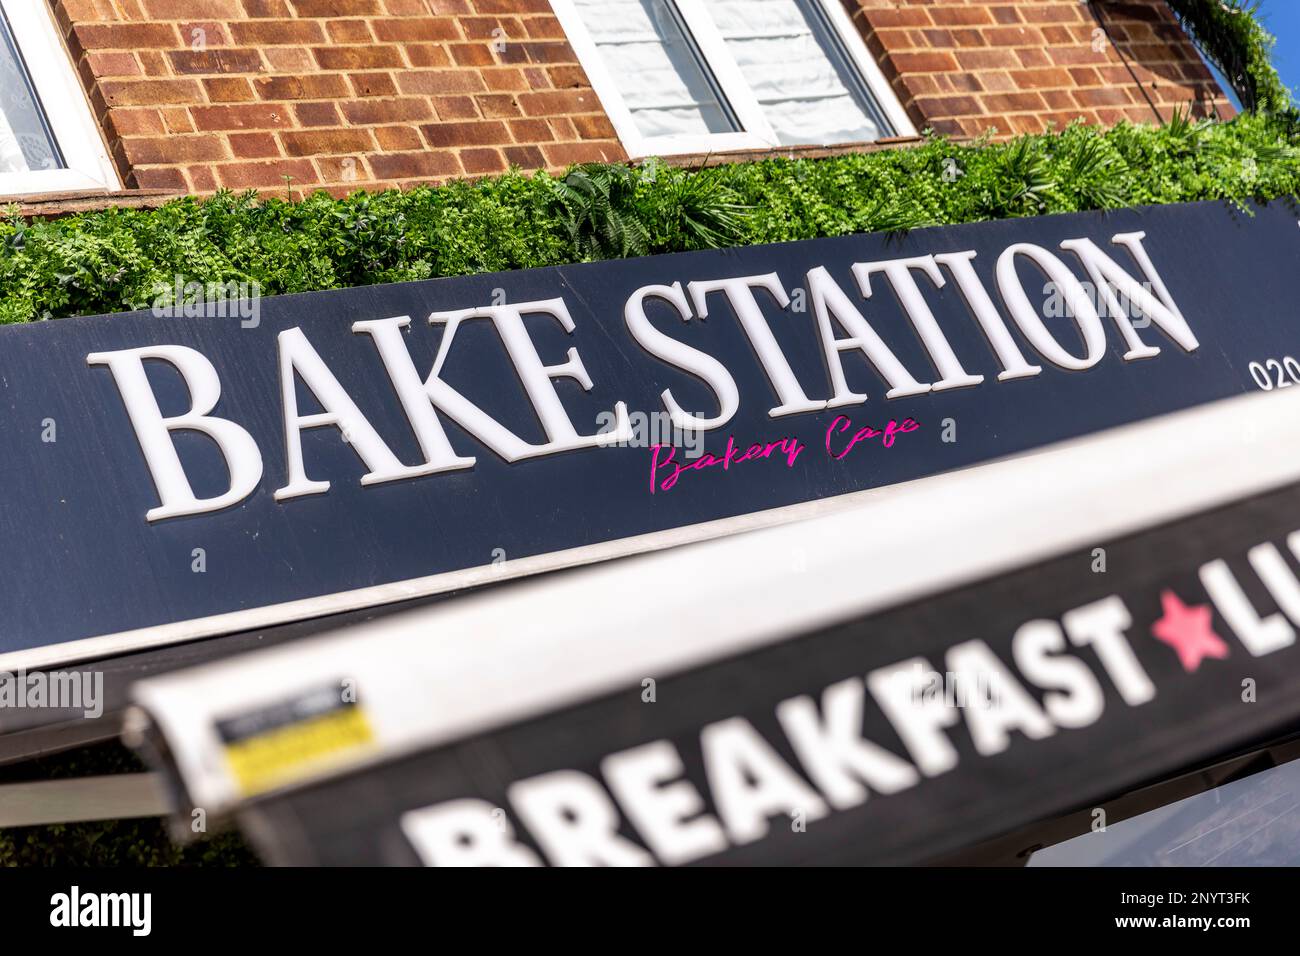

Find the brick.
xmin=506 ymin=118 xmax=548 ymax=141
xmin=540 ymin=141 xmax=623 ymax=166
xmin=1073 ymin=87 xmax=1135 ymax=108
xmin=460 ymin=16 xmax=520 ymax=41
xmin=1010 ymin=68 xmax=1074 ymax=90
xmin=373 ymin=125 xmax=423 ymax=150
xmin=349 ymin=72 xmax=398 ymax=96
xmin=290 ymin=0 xmax=380 ymax=14
xmin=450 ymin=43 xmax=495 ymax=67
xmin=1041 ymin=89 xmax=1076 ymax=110
xmin=187 ymin=166 xmax=219 ymax=193
xmin=242 ymin=0 xmax=292 ymax=15
xmin=85 ymin=52 xmax=140 ymax=77
xmin=928 ymin=7 xmax=994 ymax=27
xmin=131 ymin=167 xmax=188 ymax=190
xmin=367 ymin=151 xmax=460 ymax=180
xmin=168 ymin=49 xmax=265 ymax=74
xmin=914 ymin=94 xmax=981 ymax=118
xmin=281 ymin=129 xmax=375 ymax=156
xmin=419 ymin=119 xmax=509 ymax=146
xmin=327 ymin=20 xmax=375 ymax=43
xmin=228 ymin=132 xmax=281 ymax=158
xmin=163 ymin=109 xmax=197 ymax=135
xmin=572 ymin=114 xmax=615 ymax=140
xmin=861 ymin=9 xmax=932 ymax=29
xmin=137 ymin=51 xmax=171 ymax=77
xmin=262 ymin=48 xmax=316 ymax=72
xmin=1017 ymin=3 xmax=1085 ymax=24
xmin=204 ymin=77 xmax=257 ymax=102
xmin=340 ymin=97 xmax=435 ymax=124
xmin=472 ymin=0 xmax=551 ymax=14
xmin=312 ymin=46 xmax=404 ymax=70
xmin=406 ymin=44 xmax=454 ymax=67
xmin=522 ymin=17 xmax=565 ymax=40
xmin=397 ymin=70 xmax=486 ymax=94
xmin=516 ymin=41 xmax=577 ymax=65
xmin=143 ymin=0 xmax=242 ymax=17
xmin=433 ymin=96 xmax=480 ymax=119
xmin=982 ymin=26 xmax=1045 ymax=47
xmin=459 ymin=147 xmax=506 ymax=174
xmin=475 ymin=93 xmax=520 ymax=119
xmin=215 ymin=159 xmax=316 ymax=189
xmin=980 ymin=92 xmax=1047 ymax=113
xmin=191 ymin=103 xmax=291 ymax=130
xmin=1048 ymin=46 xmax=1112 ymax=66
xmin=1068 ymin=67 xmax=1102 ymax=87
xmin=481 ymin=67 xmax=528 ymax=91
xmin=371 ymin=19 xmax=462 ymax=42
xmin=122 ymin=135 xmax=228 ymax=165
xmin=74 ymin=23 xmax=179 ymax=50
xmin=546 ymin=65 xmax=589 ymax=89
xmin=100 ymin=79 xmax=201 ymax=106
xmin=516 ymin=89 xmax=596 ymax=116
xmin=953 ymin=48 xmax=1020 ymax=71
xmin=503 ymin=144 xmax=545 ymax=168
xmin=229 ymin=21 xmax=327 ymax=45
xmin=316 ymin=155 xmax=370 ymax=183
xmin=293 ymin=101 xmax=342 ymax=126
xmin=182 ymin=22 xmax=233 ymax=47
xmin=1016 ymin=47 xmax=1051 ymax=68
xmin=889 ymin=52 xmax=959 ymax=74
xmin=253 ymin=74 xmax=350 ymax=100
xmin=106 ymin=109 xmax=166 ymax=137
xmin=947 ymin=73 xmax=983 ymax=93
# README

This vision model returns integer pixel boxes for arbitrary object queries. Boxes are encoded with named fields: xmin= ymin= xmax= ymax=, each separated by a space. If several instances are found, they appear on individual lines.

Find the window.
xmin=550 ymin=0 xmax=914 ymax=157
xmin=0 ymin=0 xmax=117 ymax=196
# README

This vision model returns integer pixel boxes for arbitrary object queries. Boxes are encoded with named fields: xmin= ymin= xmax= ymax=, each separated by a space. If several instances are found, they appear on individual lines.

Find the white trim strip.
xmin=133 ymin=388 xmax=1300 ymax=815
xmin=0 ymin=774 xmax=169 ymax=827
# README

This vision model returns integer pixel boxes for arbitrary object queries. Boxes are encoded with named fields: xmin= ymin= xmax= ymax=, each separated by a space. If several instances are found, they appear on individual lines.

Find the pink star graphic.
xmin=1151 ymin=589 xmax=1229 ymax=672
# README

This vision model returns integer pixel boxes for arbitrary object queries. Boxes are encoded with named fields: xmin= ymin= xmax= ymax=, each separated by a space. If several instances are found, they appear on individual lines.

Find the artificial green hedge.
xmin=3 ymin=112 xmax=1300 ymax=326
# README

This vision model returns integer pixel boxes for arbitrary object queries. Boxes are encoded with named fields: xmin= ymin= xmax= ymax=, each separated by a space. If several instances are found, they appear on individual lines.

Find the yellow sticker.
xmin=223 ymin=705 xmax=375 ymax=797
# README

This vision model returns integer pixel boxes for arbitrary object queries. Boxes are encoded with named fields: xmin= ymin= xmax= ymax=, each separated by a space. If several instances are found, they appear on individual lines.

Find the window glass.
xmin=0 ymin=6 xmax=61 ymax=174
xmin=1030 ymin=758 xmax=1300 ymax=866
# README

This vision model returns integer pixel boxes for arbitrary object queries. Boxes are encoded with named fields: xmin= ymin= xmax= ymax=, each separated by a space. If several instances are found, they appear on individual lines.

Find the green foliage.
xmin=3 ymin=113 xmax=1300 ymax=327
xmin=1166 ymin=0 xmax=1292 ymax=115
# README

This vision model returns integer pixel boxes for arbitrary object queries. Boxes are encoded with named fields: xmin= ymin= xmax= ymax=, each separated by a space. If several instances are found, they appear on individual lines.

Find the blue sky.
xmin=1258 ymin=0 xmax=1300 ymax=102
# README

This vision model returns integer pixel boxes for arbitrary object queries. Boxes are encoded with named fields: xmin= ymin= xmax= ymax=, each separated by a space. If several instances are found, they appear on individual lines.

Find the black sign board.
xmin=3 ymin=198 xmax=1298 ymax=666
xmin=234 ymin=480 xmax=1300 ymax=866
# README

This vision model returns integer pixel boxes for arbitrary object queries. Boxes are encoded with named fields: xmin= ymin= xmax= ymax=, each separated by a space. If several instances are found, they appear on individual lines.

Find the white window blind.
xmin=572 ymin=0 xmax=738 ymax=139
xmin=702 ymin=0 xmax=892 ymax=145
xmin=553 ymin=0 xmax=912 ymax=157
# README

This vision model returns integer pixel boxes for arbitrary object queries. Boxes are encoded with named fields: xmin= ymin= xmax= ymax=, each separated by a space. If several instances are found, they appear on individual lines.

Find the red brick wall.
xmin=847 ymin=0 xmax=1232 ymax=137
xmin=44 ymin=0 xmax=1231 ymax=201
xmin=53 ymin=0 xmax=624 ymax=197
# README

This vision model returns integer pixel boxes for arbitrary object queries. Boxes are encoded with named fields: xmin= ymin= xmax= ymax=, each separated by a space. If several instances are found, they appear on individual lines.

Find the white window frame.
xmin=550 ymin=0 xmax=916 ymax=158
xmin=0 ymin=0 xmax=119 ymax=196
